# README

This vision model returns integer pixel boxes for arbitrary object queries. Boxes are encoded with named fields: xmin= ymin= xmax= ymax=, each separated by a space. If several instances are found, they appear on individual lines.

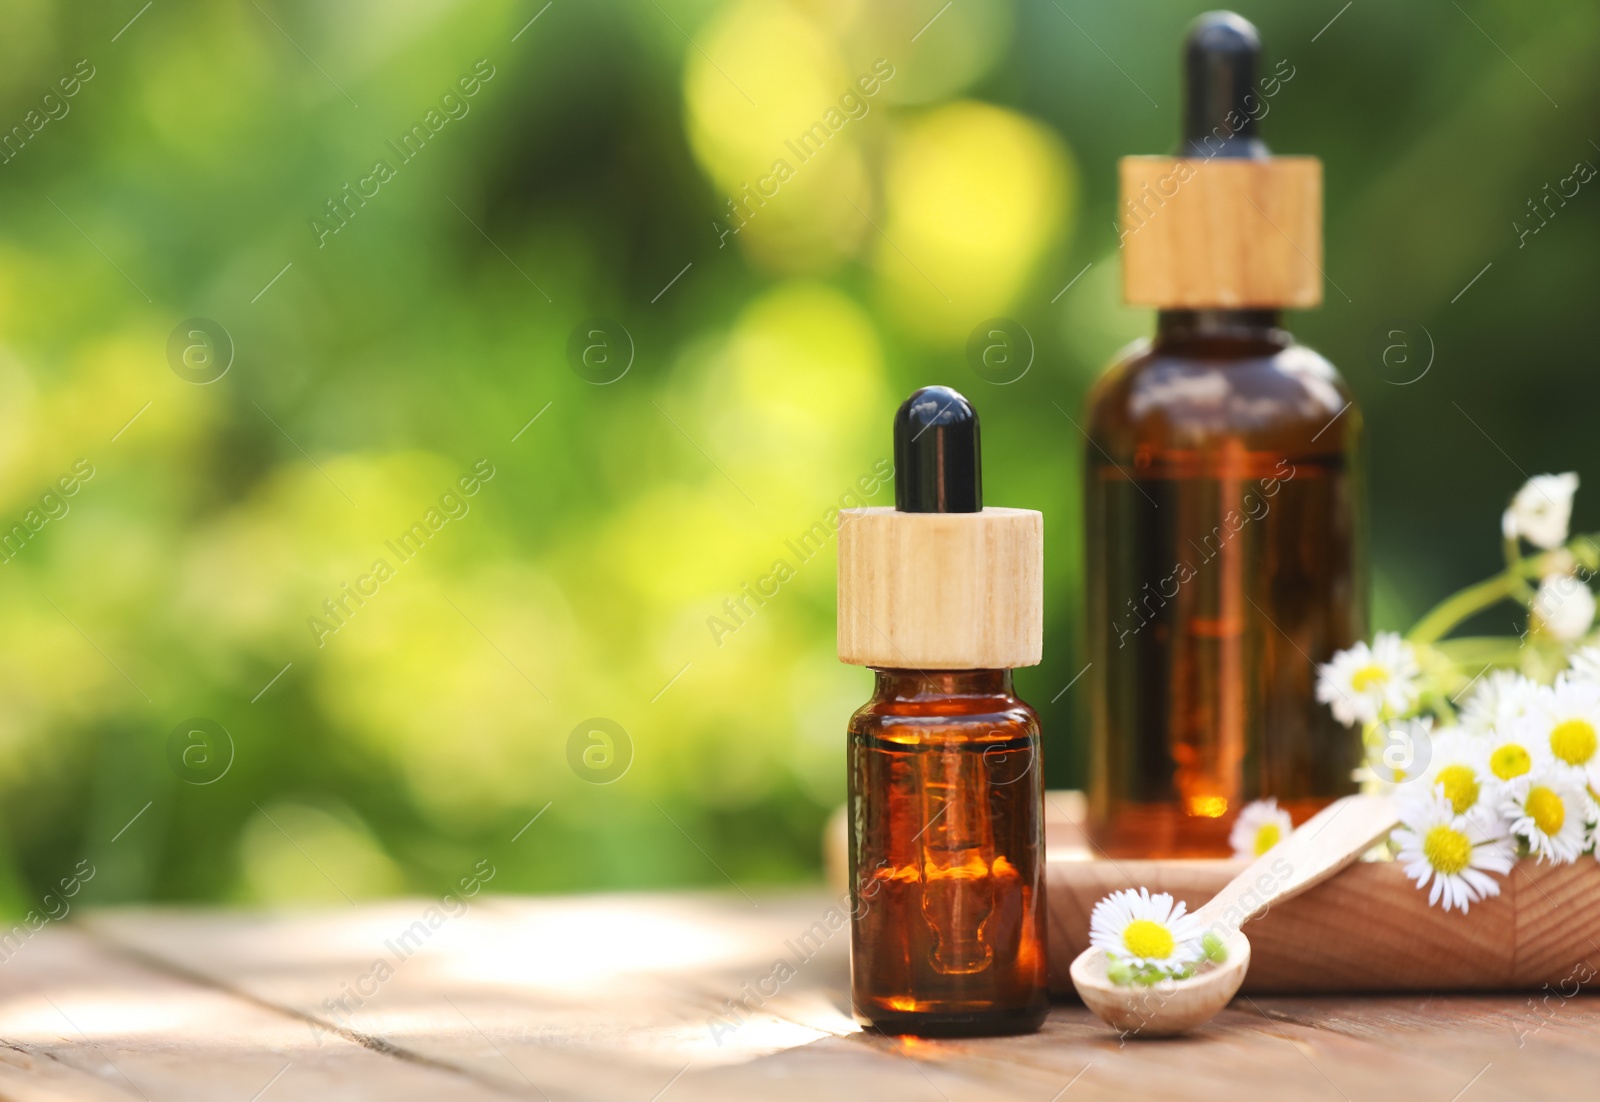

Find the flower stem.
xmin=1429 ymin=636 xmax=1527 ymax=668
xmin=1405 ymin=534 xmax=1600 ymax=647
xmin=1407 ymin=573 xmax=1520 ymax=645
xmin=1503 ymin=535 xmax=1536 ymax=603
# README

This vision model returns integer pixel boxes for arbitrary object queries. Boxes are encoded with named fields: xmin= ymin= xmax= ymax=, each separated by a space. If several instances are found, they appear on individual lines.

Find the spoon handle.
xmin=1191 ymin=794 xmax=1399 ymax=932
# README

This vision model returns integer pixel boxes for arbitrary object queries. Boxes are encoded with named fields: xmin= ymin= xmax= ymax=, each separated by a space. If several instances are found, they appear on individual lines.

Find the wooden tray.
xmin=1046 ymin=854 xmax=1600 ymax=993
xmin=827 ymin=795 xmax=1600 ymax=994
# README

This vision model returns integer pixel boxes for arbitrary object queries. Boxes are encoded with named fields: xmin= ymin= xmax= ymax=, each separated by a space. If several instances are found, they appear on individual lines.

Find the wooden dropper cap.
xmin=837 ymin=386 xmax=1042 ymax=670
xmin=1120 ymin=11 xmax=1322 ymax=309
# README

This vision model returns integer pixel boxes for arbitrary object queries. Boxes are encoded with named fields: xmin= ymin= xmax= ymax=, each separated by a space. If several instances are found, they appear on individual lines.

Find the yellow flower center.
xmin=1350 ymin=664 xmax=1390 ymax=693
xmin=1490 ymin=743 xmax=1532 ymax=780
xmin=1549 ymin=719 xmax=1598 ymax=766
xmin=1122 ymin=919 xmax=1175 ymax=960
xmin=1253 ymin=823 xmax=1281 ymax=855
xmin=1434 ymin=765 xmax=1480 ymax=815
xmin=1526 ymin=786 xmax=1566 ymax=836
xmin=1423 ymin=825 xmax=1472 ymax=876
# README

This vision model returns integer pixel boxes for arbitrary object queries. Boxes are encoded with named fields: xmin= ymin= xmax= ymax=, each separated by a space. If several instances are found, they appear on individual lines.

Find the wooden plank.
xmin=0 ymin=924 xmax=507 ymax=1101
xmin=81 ymin=890 xmax=1600 ymax=1101
xmin=0 ymin=1042 xmax=138 ymax=1102
xmin=1232 ymin=992 xmax=1600 ymax=1101
xmin=86 ymin=893 xmax=897 ymax=1101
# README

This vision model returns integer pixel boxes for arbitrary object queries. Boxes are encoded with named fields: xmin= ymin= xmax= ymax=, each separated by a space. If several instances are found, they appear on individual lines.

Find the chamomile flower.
xmin=1089 ymin=887 xmax=1205 ymax=977
xmin=1316 ymin=632 xmax=1420 ymax=727
xmin=1459 ymin=669 xmax=1538 ymax=735
xmin=1500 ymin=768 xmax=1593 ymax=865
xmin=1392 ymin=792 xmax=1514 ymax=913
xmin=1228 ymin=799 xmax=1293 ymax=858
xmin=1359 ymin=717 xmax=1434 ymax=788
xmin=1568 ymin=646 xmax=1600 ymax=685
xmin=1532 ymin=574 xmax=1597 ymax=642
xmin=1502 ymin=472 xmax=1579 ymax=550
xmin=1419 ymin=730 xmax=1491 ymax=815
xmin=1483 ymin=718 xmax=1552 ymax=783
xmin=1560 ymin=655 xmax=1600 ymax=795
xmin=1528 ymin=677 xmax=1600 ymax=776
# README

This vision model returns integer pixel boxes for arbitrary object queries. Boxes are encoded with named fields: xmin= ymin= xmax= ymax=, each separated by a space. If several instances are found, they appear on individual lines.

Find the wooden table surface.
xmin=0 ymin=891 xmax=1590 ymax=1101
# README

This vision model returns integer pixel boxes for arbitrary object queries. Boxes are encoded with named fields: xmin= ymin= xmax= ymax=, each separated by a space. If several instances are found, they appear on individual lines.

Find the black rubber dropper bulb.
xmin=893 ymin=385 xmax=981 ymax=514
xmin=1182 ymin=11 xmax=1268 ymax=160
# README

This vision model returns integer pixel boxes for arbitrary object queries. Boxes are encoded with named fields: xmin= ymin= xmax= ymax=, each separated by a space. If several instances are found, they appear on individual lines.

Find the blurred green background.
xmin=1 ymin=0 xmax=1597 ymax=911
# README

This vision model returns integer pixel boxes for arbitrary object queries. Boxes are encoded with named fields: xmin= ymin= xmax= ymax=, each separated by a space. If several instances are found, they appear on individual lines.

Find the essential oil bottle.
xmin=1085 ymin=12 xmax=1365 ymax=858
xmin=838 ymin=386 xmax=1048 ymax=1037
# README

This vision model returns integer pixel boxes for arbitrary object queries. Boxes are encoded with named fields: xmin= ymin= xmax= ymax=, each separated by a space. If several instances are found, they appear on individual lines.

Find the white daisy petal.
xmin=1392 ymin=792 xmax=1514 ymax=913
xmin=1316 ymin=632 xmax=1420 ymax=727
xmin=1483 ymin=717 xmax=1554 ymax=785
xmin=1568 ymin=646 xmax=1600 ymax=686
xmin=1368 ymin=717 xmax=1434 ymax=788
xmin=1500 ymin=767 xmax=1593 ymax=865
xmin=1416 ymin=730 xmax=1491 ymax=815
xmin=1505 ymin=472 xmax=1578 ymax=550
xmin=1227 ymin=799 xmax=1294 ymax=859
xmin=1460 ymin=670 xmax=1539 ymax=735
xmin=1088 ymin=887 xmax=1207 ymax=979
xmin=1528 ymin=677 xmax=1600 ymax=772
xmin=1533 ymin=575 xmax=1597 ymax=642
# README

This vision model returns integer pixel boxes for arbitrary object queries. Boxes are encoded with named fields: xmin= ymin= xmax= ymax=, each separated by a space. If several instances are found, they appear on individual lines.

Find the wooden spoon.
xmin=1069 ymin=793 xmax=1399 ymax=1037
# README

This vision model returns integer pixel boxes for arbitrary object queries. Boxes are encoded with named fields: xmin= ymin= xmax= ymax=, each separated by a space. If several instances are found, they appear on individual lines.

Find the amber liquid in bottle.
xmin=847 ymin=669 xmax=1048 ymax=1036
xmin=1086 ymin=310 xmax=1365 ymax=857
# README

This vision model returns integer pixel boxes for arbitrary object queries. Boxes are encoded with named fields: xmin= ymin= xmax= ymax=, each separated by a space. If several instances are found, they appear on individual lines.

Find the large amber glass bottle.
xmin=1086 ymin=310 xmax=1364 ymax=856
xmin=1086 ymin=13 xmax=1366 ymax=857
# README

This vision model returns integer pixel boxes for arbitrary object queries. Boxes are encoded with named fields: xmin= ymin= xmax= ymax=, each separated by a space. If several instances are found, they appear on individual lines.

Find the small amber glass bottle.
xmin=838 ymin=386 xmax=1048 ymax=1036
xmin=1086 ymin=13 xmax=1365 ymax=858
